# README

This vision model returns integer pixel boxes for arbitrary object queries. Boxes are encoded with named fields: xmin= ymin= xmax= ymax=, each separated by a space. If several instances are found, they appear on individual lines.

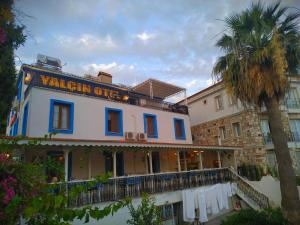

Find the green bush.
xmin=238 ymin=164 xmax=263 ymax=181
xmin=221 ymin=208 xmax=289 ymax=225
xmin=127 ymin=193 xmax=161 ymax=225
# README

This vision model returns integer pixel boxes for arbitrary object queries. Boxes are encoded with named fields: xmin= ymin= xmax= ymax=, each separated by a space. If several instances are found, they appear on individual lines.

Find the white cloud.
xmin=185 ymin=79 xmax=198 ymax=88
xmin=82 ymin=62 xmax=143 ymax=86
xmin=54 ymin=34 xmax=117 ymax=53
xmin=136 ymin=32 xmax=155 ymax=41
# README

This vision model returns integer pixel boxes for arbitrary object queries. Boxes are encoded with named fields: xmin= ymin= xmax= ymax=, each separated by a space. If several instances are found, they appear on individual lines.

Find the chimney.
xmin=97 ymin=71 xmax=112 ymax=84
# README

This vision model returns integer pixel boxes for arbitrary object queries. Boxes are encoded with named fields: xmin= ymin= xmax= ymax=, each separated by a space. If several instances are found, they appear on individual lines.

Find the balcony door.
xmin=104 ymin=152 xmax=124 ymax=176
xmin=289 ymin=120 xmax=300 ymax=141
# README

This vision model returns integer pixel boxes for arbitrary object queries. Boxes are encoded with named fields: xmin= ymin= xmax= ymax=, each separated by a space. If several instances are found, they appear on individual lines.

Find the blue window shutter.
xmin=173 ymin=118 xmax=186 ymax=140
xmin=48 ymin=99 xmax=74 ymax=134
xmin=13 ymin=119 xmax=19 ymax=136
xmin=143 ymin=113 xmax=158 ymax=138
xmin=105 ymin=107 xmax=123 ymax=136
xmin=22 ymin=103 xmax=29 ymax=136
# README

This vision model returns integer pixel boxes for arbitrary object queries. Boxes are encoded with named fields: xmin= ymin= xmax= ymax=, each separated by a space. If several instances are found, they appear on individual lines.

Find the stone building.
xmin=181 ymin=77 xmax=300 ymax=175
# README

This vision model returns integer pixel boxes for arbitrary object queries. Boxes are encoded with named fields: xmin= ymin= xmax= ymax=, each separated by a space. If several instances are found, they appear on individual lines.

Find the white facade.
xmin=187 ymin=83 xmax=244 ymax=126
xmin=7 ymin=64 xmax=192 ymax=145
xmin=187 ymin=78 xmax=300 ymax=127
xmin=23 ymin=87 xmax=192 ymax=144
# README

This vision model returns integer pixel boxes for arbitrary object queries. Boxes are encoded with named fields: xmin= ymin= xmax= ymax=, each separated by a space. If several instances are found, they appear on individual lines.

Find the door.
xmin=152 ymin=151 xmax=160 ymax=173
xmin=116 ymin=152 xmax=124 ymax=176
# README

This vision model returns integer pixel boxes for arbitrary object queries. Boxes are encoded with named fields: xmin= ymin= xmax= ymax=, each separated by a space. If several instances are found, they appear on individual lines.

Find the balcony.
xmin=262 ymin=133 xmax=272 ymax=144
xmin=49 ymin=168 xmax=269 ymax=210
xmin=263 ymin=132 xmax=300 ymax=145
xmin=285 ymin=99 xmax=300 ymax=109
xmin=288 ymin=131 xmax=300 ymax=142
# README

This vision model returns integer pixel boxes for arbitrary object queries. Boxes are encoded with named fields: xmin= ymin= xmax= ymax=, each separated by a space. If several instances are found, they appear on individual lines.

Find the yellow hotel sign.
xmin=28 ymin=70 xmax=128 ymax=101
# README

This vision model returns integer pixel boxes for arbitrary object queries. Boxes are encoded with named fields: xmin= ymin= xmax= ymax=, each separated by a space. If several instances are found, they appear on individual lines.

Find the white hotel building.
xmin=5 ymin=56 xmax=269 ymax=224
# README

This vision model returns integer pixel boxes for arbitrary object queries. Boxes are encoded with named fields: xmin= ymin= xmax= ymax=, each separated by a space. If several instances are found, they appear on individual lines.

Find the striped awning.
xmin=0 ymin=137 xmax=241 ymax=151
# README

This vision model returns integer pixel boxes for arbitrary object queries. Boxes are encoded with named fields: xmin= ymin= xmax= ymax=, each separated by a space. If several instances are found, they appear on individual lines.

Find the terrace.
xmin=51 ymin=168 xmax=269 ymax=210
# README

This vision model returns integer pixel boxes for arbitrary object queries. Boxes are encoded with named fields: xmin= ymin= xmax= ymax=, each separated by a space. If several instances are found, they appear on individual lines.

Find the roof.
xmin=21 ymin=64 xmax=129 ymax=91
xmin=0 ymin=137 xmax=241 ymax=151
xmin=131 ymin=79 xmax=185 ymax=99
xmin=177 ymin=81 xmax=223 ymax=104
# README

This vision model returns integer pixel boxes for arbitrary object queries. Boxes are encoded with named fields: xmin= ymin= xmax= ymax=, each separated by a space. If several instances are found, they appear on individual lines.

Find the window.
xmin=219 ymin=126 xmax=226 ymax=140
xmin=286 ymin=88 xmax=300 ymax=109
xmin=260 ymin=120 xmax=271 ymax=144
xmin=289 ymin=119 xmax=300 ymax=141
xmin=49 ymin=99 xmax=74 ymax=134
xmin=232 ymin=122 xmax=241 ymax=137
xmin=173 ymin=118 xmax=186 ymax=140
xmin=143 ymin=113 xmax=158 ymax=138
xmin=105 ymin=107 xmax=123 ymax=136
xmin=215 ymin=95 xmax=224 ymax=111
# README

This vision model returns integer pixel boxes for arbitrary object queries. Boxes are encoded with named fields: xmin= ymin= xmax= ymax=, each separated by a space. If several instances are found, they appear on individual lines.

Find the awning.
xmin=131 ymin=79 xmax=185 ymax=99
xmin=1 ymin=137 xmax=241 ymax=151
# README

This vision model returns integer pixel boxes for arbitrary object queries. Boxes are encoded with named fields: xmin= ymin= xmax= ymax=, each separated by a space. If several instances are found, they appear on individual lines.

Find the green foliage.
xmin=213 ymin=2 xmax=300 ymax=107
xmin=127 ymin=193 xmax=161 ymax=225
xmin=238 ymin=164 xmax=263 ymax=181
xmin=0 ymin=137 xmax=130 ymax=225
xmin=0 ymin=0 xmax=26 ymax=133
xmin=221 ymin=208 xmax=290 ymax=225
xmin=43 ymin=156 xmax=64 ymax=182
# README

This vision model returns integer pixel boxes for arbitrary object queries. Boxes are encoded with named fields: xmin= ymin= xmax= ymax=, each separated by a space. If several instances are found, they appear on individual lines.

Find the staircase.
xmin=228 ymin=168 xmax=270 ymax=210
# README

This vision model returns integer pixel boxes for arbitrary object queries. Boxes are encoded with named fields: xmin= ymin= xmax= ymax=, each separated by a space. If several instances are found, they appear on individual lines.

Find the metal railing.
xmin=285 ymin=99 xmax=300 ymax=109
xmin=52 ymin=168 xmax=231 ymax=207
xmin=262 ymin=133 xmax=272 ymax=144
xmin=263 ymin=132 xmax=300 ymax=144
xmin=50 ymin=168 xmax=270 ymax=210
xmin=229 ymin=169 xmax=269 ymax=209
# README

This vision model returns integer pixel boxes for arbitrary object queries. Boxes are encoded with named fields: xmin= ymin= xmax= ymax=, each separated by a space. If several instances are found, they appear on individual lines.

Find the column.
xmin=88 ymin=151 xmax=92 ymax=179
xmin=64 ymin=149 xmax=70 ymax=182
xmin=113 ymin=151 xmax=117 ymax=177
xmin=183 ymin=151 xmax=187 ymax=171
xmin=177 ymin=151 xmax=181 ymax=172
xmin=148 ymin=151 xmax=153 ymax=174
xmin=217 ymin=151 xmax=222 ymax=168
xmin=198 ymin=151 xmax=203 ymax=170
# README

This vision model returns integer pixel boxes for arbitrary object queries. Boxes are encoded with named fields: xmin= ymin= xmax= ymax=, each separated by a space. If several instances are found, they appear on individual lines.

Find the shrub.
xmin=221 ymin=208 xmax=289 ymax=225
xmin=127 ymin=193 xmax=161 ymax=225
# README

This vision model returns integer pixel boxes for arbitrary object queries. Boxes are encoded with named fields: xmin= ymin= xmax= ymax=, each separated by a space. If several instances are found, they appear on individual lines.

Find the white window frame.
xmin=232 ymin=122 xmax=241 ymax=137
xmin=219 ymin=126 xmax=226 ymax=140
xmin=215 ymin=95 xmax=224 ymax=111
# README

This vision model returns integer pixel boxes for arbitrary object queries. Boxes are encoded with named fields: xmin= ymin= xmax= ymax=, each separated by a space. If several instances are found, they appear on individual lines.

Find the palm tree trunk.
xmin=265 ymin=96 xmax=300 ymax=224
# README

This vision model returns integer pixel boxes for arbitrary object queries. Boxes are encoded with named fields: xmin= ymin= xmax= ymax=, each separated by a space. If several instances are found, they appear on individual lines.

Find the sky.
xmin=14 ymin=0 xmax=300 ymax=101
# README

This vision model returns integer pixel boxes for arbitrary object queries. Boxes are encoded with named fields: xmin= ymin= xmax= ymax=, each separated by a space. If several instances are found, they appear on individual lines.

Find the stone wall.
xmin=191 ymin=110 xmax=267 ymax=166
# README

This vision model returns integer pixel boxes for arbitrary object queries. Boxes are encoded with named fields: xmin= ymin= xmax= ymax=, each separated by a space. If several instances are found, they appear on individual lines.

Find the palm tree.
xmin=213 ymin=2 xmax=300 ymax=224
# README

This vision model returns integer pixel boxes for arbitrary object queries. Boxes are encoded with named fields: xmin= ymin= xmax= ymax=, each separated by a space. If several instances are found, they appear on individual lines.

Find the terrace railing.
xmin=229 ymin=168 xmax=269 ymax=210
xmin=285 ymin=98 xmax=300 ymax=109
xmin=50 ymin=168 xmax=269 ymax=210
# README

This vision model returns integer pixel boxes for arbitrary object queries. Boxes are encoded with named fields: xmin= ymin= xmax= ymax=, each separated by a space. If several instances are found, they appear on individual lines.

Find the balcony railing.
xmin=285 ymin=99 xmax=300 ymax=109
xmin=263 ymin=132 xmax=300 ymax=144
xmin=262 ymin=133 xmax=272 ymax=144
xmin=49 ymin=168 xmax=269 ymax=210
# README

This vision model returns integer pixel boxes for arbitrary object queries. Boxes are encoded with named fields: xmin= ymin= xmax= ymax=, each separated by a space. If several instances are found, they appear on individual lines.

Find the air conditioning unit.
xmin=136 ymin=133 xmax=147 ymax=141
xmin=125 ymin=132 xmax=136 ymax=141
